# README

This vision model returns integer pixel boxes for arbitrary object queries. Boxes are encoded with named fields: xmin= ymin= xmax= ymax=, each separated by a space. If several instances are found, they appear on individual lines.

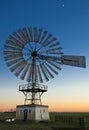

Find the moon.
xmin=62 ymin=4 xmax=65 ymax=7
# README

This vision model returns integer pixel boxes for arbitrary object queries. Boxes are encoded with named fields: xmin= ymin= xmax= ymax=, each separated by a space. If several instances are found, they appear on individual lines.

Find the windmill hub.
xmin=31 ymin=51 xmax=37 ymax=57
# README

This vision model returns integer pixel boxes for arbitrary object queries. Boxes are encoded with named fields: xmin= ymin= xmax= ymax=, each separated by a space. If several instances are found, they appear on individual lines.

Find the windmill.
xmin=4 ymin=26 xmax=86 ymax=122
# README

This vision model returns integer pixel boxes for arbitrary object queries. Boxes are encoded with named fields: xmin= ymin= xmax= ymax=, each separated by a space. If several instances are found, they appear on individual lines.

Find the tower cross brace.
xmin=19 ymin=83 xmax=48 ymax=105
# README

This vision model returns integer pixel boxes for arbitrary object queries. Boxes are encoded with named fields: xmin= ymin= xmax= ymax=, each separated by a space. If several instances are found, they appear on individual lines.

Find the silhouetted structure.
xmin=4 ymin=26 xmax=86 ymax=122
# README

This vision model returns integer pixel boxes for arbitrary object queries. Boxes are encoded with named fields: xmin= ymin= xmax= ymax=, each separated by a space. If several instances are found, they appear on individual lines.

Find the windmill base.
xmin=16 ymin=104 xmax=50 ymax=122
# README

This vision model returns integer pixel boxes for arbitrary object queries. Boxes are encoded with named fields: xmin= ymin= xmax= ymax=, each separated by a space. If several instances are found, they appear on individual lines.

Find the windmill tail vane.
xmin=61 ymin=55 xmax=86 ymax=68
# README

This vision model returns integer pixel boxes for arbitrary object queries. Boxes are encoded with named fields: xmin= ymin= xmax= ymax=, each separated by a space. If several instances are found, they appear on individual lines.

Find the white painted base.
xmin=16 ymin=104 xmax=50 ymax=122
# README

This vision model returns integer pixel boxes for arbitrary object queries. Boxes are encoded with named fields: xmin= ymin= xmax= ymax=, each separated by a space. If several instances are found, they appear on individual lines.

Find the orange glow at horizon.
xmin=0 ymin=102 xmax=17 ymax=112
xmin=0 ymin=100 xmax=89 ymax=112
xmin=46 ymin=100 xmax=89 ymax=112
xmin=0 ymin=100 xmax=23 ymax=112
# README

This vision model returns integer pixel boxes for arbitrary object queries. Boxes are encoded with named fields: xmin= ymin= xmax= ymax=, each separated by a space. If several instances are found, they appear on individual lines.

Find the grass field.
xmin=0 ymin=112 xmax=89 ymax=130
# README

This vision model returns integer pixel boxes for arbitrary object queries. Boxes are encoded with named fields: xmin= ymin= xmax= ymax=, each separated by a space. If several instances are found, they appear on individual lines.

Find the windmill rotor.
xmin=4 ymin=26 xmax=64 ymax=83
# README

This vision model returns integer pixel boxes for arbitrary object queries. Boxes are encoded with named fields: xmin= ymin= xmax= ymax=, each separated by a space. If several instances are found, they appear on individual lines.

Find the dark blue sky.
xmin=0 ymin=0 xmax=89 ymax=55
xmin=0 ymin=0 xmax=89 ymax=111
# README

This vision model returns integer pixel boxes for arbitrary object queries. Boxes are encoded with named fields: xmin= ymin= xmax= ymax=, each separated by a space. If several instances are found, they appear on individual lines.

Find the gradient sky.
xmin=0 ymin=0 xmax=89 ymax=112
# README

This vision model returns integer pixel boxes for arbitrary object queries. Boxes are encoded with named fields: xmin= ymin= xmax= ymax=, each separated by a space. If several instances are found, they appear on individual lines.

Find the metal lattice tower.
xmin=19 ymin=83 xmax=47 ymax=105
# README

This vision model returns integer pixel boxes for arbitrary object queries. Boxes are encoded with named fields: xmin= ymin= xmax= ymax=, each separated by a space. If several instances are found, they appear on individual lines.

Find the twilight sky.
xmin=0 ymin=0 xmax=89 ymax=112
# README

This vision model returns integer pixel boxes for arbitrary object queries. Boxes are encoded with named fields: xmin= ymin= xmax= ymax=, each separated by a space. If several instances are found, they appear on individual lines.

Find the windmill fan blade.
xmin=6 ymin=58 xmax=23 ymax=66
xmin=61 ymin=55 xmax=86 ymax=68
xmin=9 ymin=60 xmax=26 ymax=72
xmin=39 ymin=31 xmax=48 ymax=44
xmin=40 ymin=64 xmax=49 ymax=81
xmin=8 ymin=35 xmax=24 ymax=48
xmin=46 ymin=47 xmax=62 ymax=52
xmin=43 ymin=63 xmax=54 ymax=78
xmin=13 ymin=32 xmax=26 ymax=45
xmin=47 ymin=51 xmax=63 ymax=55
xmin=14 ymin=61 xmax=27 ymax=76
xmin=45 ymin=63 xmax=58 ymax=75
xmin=20 ymin=64 xmax=30 ymax=80
xmin=55 ymin=61 xmax=63 ymax=65
xmin=33 ymin=27 xmax=37 ymax=42
xmin=48 ymin=42 xmax=60 ymax=48
xmin=22 ymin=27 xmax=30 ymax=42
xmin=28 ymin=27 xmax=33 ymax=42
xmin=37 ymin=65 xmax=43 ymax=83
xmin=4 ymin=54 xmax=22 ymax=61
xmin=42 ymin=34 xmax=52 ymax=46
xmin=44 ymin=37 xmax=56 ymax=47
xmin=4 ymin=51 xmax=22 ymax=55
xmin=37 ymin=29 xmax=42 ymax=42
xmin=48 ymin=61 xmax=61 ymax=70
xmin=4 ymin=45 xmax=22 ymax=51
xmin=17 ymin=29 xmax=27 ymax=43
xmin=6 ymin=40 xmax=22 ymax=49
